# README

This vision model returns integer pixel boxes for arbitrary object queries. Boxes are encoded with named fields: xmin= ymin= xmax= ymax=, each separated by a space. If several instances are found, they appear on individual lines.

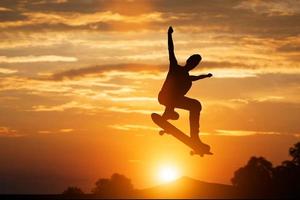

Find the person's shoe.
xmin=162 ymin=110 xmax=179 ymax=120
xmin=191 ymin=134 xmax=211 ymax=152
xmin=191 ymin=135 xmax=202 ymax=143
xmin=201 ymin=142 xmax=210 ymax=151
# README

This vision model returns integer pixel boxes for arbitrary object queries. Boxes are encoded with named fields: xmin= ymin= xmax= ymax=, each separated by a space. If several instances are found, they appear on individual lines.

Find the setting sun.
xmin=158 ymin=165 xmax=180 ymax=183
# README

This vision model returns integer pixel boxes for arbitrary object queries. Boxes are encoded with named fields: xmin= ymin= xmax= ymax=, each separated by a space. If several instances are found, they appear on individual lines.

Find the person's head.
xmin=185 ymin=54 xmax=201 ymax=71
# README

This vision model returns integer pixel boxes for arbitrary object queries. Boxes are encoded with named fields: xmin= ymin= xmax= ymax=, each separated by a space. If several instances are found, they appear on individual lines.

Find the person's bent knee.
xmin=158 ymin=92 xmax=166 ymax=105
xmin=193 ymin=100 xmax=202 ymax=112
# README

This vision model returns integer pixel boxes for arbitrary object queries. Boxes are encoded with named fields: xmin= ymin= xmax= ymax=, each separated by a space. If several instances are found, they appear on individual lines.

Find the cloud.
xmin=0 ymin=55 xmax=77 ymax=63
xmin=254 ymin=96 xmax=285 ymax=102
xmin=110 ymin=97 xmax=156 ymax=102
xmin=276 ymin=43 xmax=300 ymax=52
xmin=0 ymin=11 xmax=167 ymax=29
xmin=0 ymin=77 xmax=73 ymax=93
xmin=204 ymin=100 xmax=300 ymax=134
xmin=109 ymin=124 xmax=158 ymax=131
xmin=0 ymin=0 xmax=298 ymax=38
xmin=31 ymin=101 xmax=101 ymax=112
xmin=59 ymin=128 xmax=73 ymax=133
xmin=235 ymin=0 xmax=300 ymax=16
xmin=206 ymin=68 xmax=258 ymax=78
xmin=48 ymin=64 xmax=163 ymax=81
xmin=107 ymin=106 xmax=157 ymax=115
xmin=53 ymin=0 xmax=68 ymax=3
xmin=0 ymin=7 xmax=12 ymax=11
xmin=0 ymin=126 xmax=22 ymax=137
xmin=7 ymin=0 xmax=151 ymax=14
xmin=215 ymin=129 xmax=281 ymax=136
xmin=0 ymin=74 xmax=141 ymax=103
xmin=0 ymin=6 xmax=27 ymax=22
xmin=47 ymin=61 xmax=300 ymax=83
xmin=0 ymin=68 xmax=18 ymax=74
xmin=38 ymin=130 xmax=52 ymax=134
xmin=38 ymin=128 xmax=74 ymax=134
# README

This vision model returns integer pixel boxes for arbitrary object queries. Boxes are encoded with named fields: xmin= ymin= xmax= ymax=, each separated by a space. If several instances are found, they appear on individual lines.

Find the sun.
xmin=158 ymin=165 xmax=180 ymax=183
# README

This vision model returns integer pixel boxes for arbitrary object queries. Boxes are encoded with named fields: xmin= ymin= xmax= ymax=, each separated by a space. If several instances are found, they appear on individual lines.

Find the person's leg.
xmin=162 ymin=106 xmax=179 ymax=120
xmin=158 ymin=92 xmax=179 ymax=120
xmin=175 ymin=96 xmax=202 ymax=140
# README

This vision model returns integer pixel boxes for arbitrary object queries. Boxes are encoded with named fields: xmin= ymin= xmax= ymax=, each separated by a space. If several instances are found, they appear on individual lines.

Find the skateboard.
xmin=151 ymin=113 xmax=213 ymax=157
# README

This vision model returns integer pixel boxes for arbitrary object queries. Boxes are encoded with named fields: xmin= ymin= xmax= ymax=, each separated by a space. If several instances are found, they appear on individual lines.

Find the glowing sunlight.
xmin=158 ymin=165 xmax=180 ymax=183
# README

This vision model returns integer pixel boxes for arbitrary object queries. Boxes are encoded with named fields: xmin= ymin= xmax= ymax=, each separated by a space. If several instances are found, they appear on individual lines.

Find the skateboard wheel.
xmin=190 ymin=151 xmax=195 ymax=156
xmin=159 ymin=130 xmax=165 ymax=136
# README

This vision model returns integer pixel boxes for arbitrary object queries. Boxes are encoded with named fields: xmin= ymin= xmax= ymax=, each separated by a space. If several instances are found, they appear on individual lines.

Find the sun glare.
xmin=158 ymin=165 xmax=180 ymax=183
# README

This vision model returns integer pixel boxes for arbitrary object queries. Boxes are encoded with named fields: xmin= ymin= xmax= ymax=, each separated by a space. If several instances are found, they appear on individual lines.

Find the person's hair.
xmin=186 ymin=54 xmax=201 ymax=70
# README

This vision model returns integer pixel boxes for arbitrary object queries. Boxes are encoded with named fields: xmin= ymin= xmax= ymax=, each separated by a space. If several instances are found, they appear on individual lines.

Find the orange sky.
xmin=0 ymin=0 xmax=300 ymax=194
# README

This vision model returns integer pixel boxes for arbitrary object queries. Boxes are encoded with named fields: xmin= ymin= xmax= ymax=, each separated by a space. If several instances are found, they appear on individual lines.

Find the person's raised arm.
xmin=168 ymin=26 xmax=177 ymax=67
xmin=189 ymin=73 xmax=213 ymax=81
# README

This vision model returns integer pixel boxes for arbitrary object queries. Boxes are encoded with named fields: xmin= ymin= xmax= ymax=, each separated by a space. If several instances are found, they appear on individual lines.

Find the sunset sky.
xmin=0 ymin=0 xmax=300 ymax=194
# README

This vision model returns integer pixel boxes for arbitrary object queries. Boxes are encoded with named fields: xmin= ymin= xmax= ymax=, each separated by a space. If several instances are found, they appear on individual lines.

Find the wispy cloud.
xmin=59 ymin=128 xmax=74 ymax=133
xmin=49 ymin=61 xmax=300 ymax=82
xmin=0 ymin=68 xmax=18 ymax=74
xmin=109 ymin=124 xmax=159 ymax=131
xmin=110 ymin=97 xmax=156 ymax=102
xmin=0 ymin=11 xmax=167 ymax=29
xmin=0 ymin=7 xmax=12 ymax=11
xmin=48 ymin=64 xmax=163 ymax=81
xmin=38 ymin=128 xmax=74 ymax=134
xmin=215 ymin=129 xmax=281 ymax=136
xmin=235 ymin=0 xmax=300 ymax=16
xmin=107 ymin=106 xmax=157 ymax=115
xmin=206 ymin=68 xmax=258 ymax=78
xmin=38 ymin=130 xmax=52 ymax=134
xmin=255 ymin=96 xmax=285 ymax=102
xmin=0 ymin=55 xmax=78 ymax=63
xmin=31 ymin=101 xmax=101 ymax=112
xmin=0 ymin=126 xmax=22 ymax=137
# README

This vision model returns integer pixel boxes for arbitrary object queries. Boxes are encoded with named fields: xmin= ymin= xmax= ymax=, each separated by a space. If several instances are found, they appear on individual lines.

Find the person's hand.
xmin=168 ymin=26 xmax=173 ymax=34
xmin=207 ymin=73 xmax=213 ymax=78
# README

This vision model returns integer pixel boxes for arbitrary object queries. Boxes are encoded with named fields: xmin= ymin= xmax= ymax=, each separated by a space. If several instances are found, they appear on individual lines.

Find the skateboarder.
xmin=158 ymin=26 xmax=213 ymax=145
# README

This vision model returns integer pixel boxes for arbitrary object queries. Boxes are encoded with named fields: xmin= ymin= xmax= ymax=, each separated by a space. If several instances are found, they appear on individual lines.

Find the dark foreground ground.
xmin=1 ymin=176 xmax=298 ymax=199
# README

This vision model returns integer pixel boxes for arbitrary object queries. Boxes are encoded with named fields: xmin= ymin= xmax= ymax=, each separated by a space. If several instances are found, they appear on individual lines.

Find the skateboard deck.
xmin=151 ymin=113 xmax=213 ymax=157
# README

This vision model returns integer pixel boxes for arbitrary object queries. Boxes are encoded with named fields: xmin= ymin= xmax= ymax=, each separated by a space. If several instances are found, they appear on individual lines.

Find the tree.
xmin=273 ymin=142 xmax=300 ymax=197
xmin=231 ymin=156 xmax=273 ymax=197
xmin=289 ymin=142 xmax=300 ymax=166
xmin=62 ymin=186 xmax=84 ymax=196
xmin=91 ymin=173 xmax=134 ymax=197
xmin=231 ymin=141 xmax=300 ymax=198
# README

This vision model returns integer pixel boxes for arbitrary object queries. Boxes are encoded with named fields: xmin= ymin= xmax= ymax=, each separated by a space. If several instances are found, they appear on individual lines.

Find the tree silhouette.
xmin=232 ymin=141 xmax=300 ymax=198
xmin=231 ymin=156 xmax=273 ymax=197
xmin=289 ymin=142 xmax=300 ymax=166
xmin=62 ymin=186 xmax=84 ymax=196
xmin=273 ymin=142 xmax=300 ymax=197
xmin=91 ymin=173 xmax=134 ymax=197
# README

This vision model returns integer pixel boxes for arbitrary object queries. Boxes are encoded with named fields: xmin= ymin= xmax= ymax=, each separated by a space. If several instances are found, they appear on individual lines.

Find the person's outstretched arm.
xmin=168 ymin=26 xmax=177 ymax=67
xmin=190 ymin=73 xmax=213 ymax=81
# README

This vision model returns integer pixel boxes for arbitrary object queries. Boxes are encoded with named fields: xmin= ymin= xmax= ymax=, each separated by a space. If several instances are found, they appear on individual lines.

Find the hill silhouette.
xmin=86 ymin=174 xmax=238 ymax=198
xmin=137 ymin=176 xmax=238 ymax=199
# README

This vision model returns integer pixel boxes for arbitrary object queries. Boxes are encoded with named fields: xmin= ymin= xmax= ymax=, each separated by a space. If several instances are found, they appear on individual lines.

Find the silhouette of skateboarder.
xmin=158 ymin=26 xmax=212 ymax=148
